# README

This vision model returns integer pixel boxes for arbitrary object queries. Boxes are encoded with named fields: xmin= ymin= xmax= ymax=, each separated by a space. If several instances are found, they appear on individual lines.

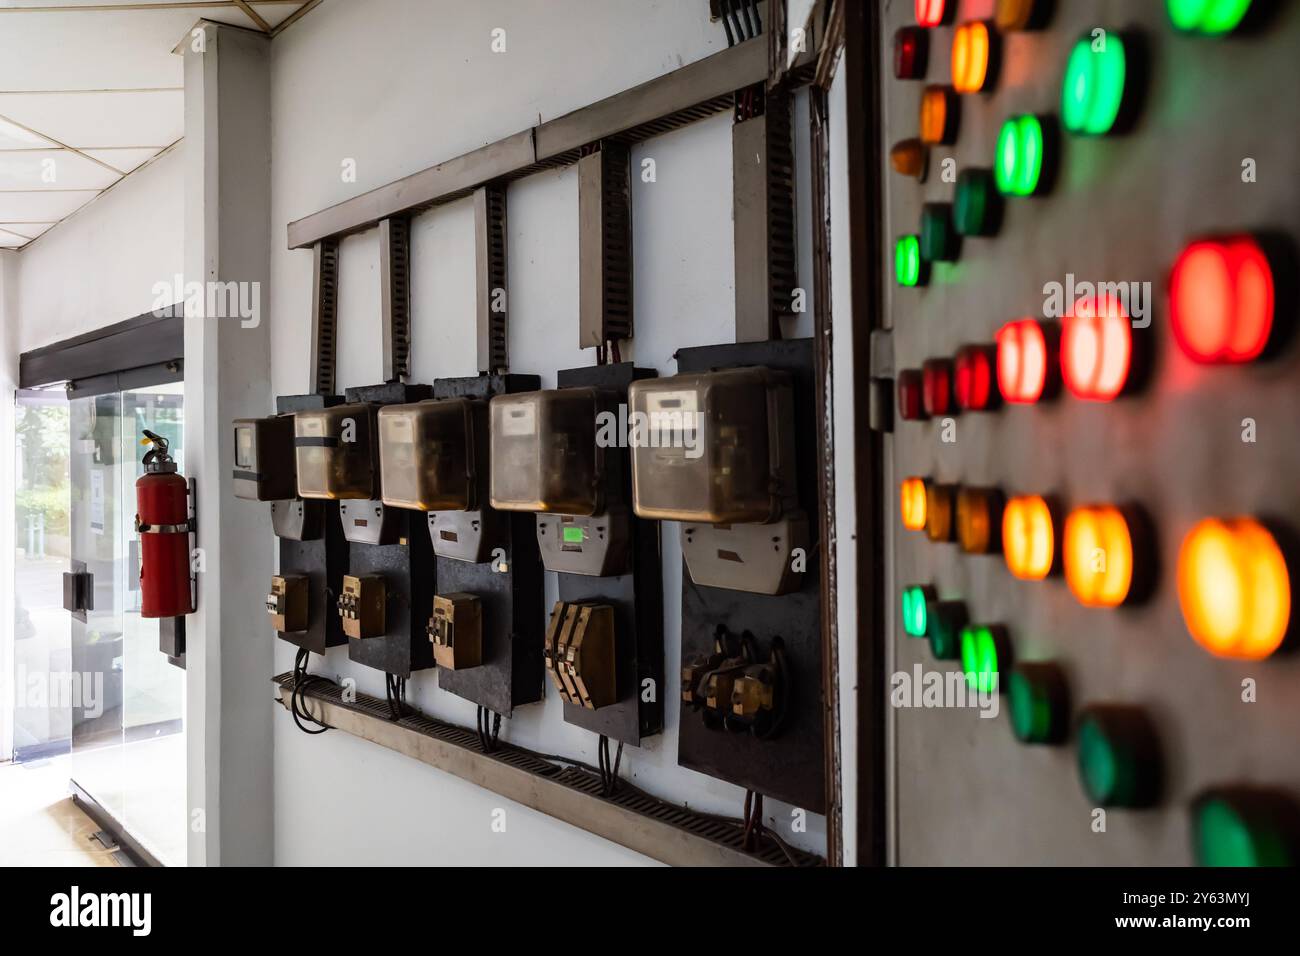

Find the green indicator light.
xmin=994 ymin=115 xmax=1046 ymax=196
xmin=1076 ymin=706 xmax=1160 ymax=807
xmin=954 ymin=168 xmax=999 ymax=236
xmin=927 ymin=600 xmax=967 ymax=660
xmin=1007 ymin=662 xmax=1067 ymax=744
xmin=1168 ymin=0 xmax=1253 ymax=34
xmin=562 ymin=526 xmax=585 ymax=544
xmin=901 ymin=585 xmax=934 ymax=638
xmin=959 ymin=625 xmax=1004 ymax=694
xmin=1061 ymin=32 xmax=1127 ymax=136
xmin=1193 ymin=793 xmax=1297 ymax=867
xmin=919 ymin=203 xmax=957 ymax=262
xmin=895 ymin=235 xmax=923 ymax=286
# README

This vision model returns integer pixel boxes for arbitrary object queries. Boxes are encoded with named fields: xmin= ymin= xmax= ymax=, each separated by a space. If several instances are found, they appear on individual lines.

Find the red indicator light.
xmin=915 ymin=0 xmax=947 ymax=28
xmin=897 ymin=369 xmax=927 ymax=421
xmin=996 ymin=319 xmax=1055 ymax=404
xmin=954 ymin=345 xmax=997 ymax=411
xmin=1170 ymin=236 xmax=1276 ymax=364
xmin=894 ymin=27 xmax=929 ymax=80
xmin=1062 ymin=293 xmax=1132 ymax=401
xmin=922 ymin=358 xmax=954 ymax=416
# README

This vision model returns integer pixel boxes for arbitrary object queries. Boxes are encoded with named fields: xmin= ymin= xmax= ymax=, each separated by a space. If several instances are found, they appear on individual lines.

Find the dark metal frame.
xmin=19 ymin=308 xmax=183 ymax=391
xmin=71 ymin=778 xmax=162 ymax=867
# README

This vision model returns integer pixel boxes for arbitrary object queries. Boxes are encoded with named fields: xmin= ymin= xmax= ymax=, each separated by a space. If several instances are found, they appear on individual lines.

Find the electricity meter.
xmin=489 ymin=388 xmax=630 ymax=576
xmin=294 ymin=403 xmax=378 ymax=500
xmin=628 ymin=366 xmax=807 ymax=595
xmin=378 ymin=399 xmax=480 ymax=511
xmin=232 ymin=415 xmax=297 ymax=501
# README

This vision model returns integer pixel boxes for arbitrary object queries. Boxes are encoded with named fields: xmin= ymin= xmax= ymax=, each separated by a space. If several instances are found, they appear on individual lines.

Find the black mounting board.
xmin=275 ymin=393 xmax=348 ymax=655
xmin=675 ymin=338 xmax=826 ymax=813
xmin=343 ymin=383 xmax=437 ymax=678
xmin=555 ymin=362 xmax=664 ymax=747
xmin=432 ymin=373 xmax=546 ymax=715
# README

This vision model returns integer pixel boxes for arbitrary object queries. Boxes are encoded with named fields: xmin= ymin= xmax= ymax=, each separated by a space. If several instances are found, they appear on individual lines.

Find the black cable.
xmin=290 ymin=647 xmax=330 ymax=735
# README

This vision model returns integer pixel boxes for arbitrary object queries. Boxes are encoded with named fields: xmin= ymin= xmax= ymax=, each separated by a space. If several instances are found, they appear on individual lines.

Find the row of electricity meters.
xmin=234 ymin=367 xmax=807 ymax=595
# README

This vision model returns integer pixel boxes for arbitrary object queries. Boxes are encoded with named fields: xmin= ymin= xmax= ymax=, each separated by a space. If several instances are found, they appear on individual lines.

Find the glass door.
xmin=63 ymin=382 xmax=187 ymax=865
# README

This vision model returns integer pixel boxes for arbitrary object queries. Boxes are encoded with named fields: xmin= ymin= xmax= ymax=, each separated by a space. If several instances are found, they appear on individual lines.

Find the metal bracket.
xmin=578 ymin=141 xmax=633 ymax=349
xmin=380 ymin=217 xmax=412 ymax=383
xmin=474 ymin=185 xmax=509 ymax=373
xmin=310 ymin=238 xmax=340 ymax=396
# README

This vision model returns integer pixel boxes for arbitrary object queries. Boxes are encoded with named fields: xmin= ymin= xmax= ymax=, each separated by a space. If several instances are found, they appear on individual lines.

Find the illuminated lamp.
xmin=1002 ymin=495 xmax=1056 ymax=580
xmin=1061 ymin=30 xmax=1137 ymax=137
xmin=915 ymin=0 xmax=948 ymax=28
xmin=919 ymin=86 xmax=959 ymax=145
xmin=994 ymin=114 xmax=1051 ymax=197
xmin=1177 ymin=518 xmax=1290 ymax=661
xmin=954 ymin=169 xmax=1001 ymax=236
xmin=1168 ymin=0 xmax=1255 ymax=35
xmin=996 ymin=319 xmax=1056 ymax=404
xmin=956 ymin=487 xmax=1003 ymax=555
xmin=920 ymin=203 xmax=958 ymax=263
xmin=927 ymin=600 xmax=968 ymax=660
xmin=1064 ymin=505 xmax=1146 ymax=608
xmin=1192 ymin=789 xmax=1300 ymax=867
xmin=996 ymin=0 xmax=1049 ymax=31
xmin=900 ymin=477 xmax=929 ymax=531
xmin=952 ymin=22 xmax=997 ymax=94
xmin=922 ymin=358 xmax=954 ymax=416
xmin=1062 ymin=293 xmax=1133 ymax=401
xmin=959 ymin=624 xmax=1009 ymax=694
xmin=926 ymin=483 xmax=956 ymax=542
xmin=894 ymin=27 xmax=929 ymax=79
xmin=890 ymin=139 xmax=928 ymax=179
xmin=902 ymin=585 xmax=937 ymax=638
xmin=1170 ymin=236 xmax=1276 ymax=364
xmin=1008 ymin=663 xmax=1068 ymax=744
xmin=897 ymin=369 xmax=927 ymax=421
xmin=896 ymin=235 xmax=927 ymax=287
xmin=954 ymin=345 xmax=997 ymax=410
xmin=1076 ymin=705 xmax=1161 ymax=807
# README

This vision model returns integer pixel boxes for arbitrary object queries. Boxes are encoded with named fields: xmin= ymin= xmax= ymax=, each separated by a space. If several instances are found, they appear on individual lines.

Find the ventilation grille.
xmin=382 ymin=217 xmax=412 ymax=382
xmin=481 ymin=185 xmax=509 ymax=372
xmin=273 ymin=672 xmax=821 ymax=867
xmin=765 ymin=90 xmax=797 ymax=322
xmin=312 ymin=238 xmax=339 ymax=396
xmin=599 ymin=142 xmax=633 ymax=342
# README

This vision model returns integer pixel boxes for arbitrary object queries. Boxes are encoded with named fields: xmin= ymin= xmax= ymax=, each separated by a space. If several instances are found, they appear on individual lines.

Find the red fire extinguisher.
xmin=136 ymin=430 xmax=194 ymax=618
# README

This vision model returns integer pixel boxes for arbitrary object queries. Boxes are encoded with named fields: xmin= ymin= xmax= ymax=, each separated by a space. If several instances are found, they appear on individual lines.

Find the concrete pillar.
xmin=180 ymin=20 xmax=274 ymax=866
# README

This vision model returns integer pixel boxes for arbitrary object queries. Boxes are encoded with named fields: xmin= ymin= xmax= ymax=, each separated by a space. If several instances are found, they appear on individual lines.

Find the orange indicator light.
xmin=1178 ymin=518 xmax=1290 ymax=661
xmin=952 ymin=22 xmax=994 ymax=93
xmin=1064 ymin=505 xmax=1136 ymax=608
xmin=900 ymin=477 xmax=929 ymax=532
xmin=1003 ymin=495 xmax=1055 ymax=580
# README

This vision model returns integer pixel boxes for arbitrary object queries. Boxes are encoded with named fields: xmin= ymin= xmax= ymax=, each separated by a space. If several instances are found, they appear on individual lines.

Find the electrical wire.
xmin=384 ymin=673 xmax=406 ymax=721
xmin=290 ymin=647 xmax=331 ymax=735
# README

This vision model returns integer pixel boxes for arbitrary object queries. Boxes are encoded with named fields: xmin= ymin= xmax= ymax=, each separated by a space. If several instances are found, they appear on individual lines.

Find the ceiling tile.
xmin=0 ymin=149 xmax=121 ymax=189
xmin=0 ymin=189 xmax=101 ymax=221
xmin=0 ymin=90 xmax=183 ymax=149
xmin=0 ymin=220 xmax=55 ymax=240
xmin=83 ymin=147 xmax=165 ymax=175
xmin=0 ymin=116 xmax=53 ymax=150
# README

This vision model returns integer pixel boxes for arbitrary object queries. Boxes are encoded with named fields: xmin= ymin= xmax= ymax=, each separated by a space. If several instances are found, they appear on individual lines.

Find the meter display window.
xmin=378 ymin=398 xmax=478 ymax=512
xmin=294 ymin=403 xmax=377 ymax=500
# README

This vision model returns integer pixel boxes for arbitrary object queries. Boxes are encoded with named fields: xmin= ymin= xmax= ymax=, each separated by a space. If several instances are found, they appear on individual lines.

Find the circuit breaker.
xmin=232 ymin=415 xmax=297 ymax=501
xmin=489 ymin=387 xmax=631 ymax=577
xmin=266 ymin=573 xmax=308 ymax=634
xmin=338 ymin=574 xmax=385 ymax=641
xmin=629 ymin=366 xmax=808 ymax=595
xmin=543 ymin=600 xmax=617 ymax=711
xmin=428 ymin=592 xmax=482 ymax=671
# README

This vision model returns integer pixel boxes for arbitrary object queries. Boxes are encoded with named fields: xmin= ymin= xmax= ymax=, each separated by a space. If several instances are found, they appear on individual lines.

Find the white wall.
xmin=14 ymin=144 xmax=184 ymax=352
xmin=268 ymin=0 xmax=829 ymax=865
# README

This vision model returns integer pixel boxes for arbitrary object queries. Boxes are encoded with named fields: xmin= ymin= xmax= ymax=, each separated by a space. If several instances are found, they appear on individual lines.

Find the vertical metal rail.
xmin=578 ymin=141 xmax=633 ymax=351
xmin=732 ymin=87 xmax=796 ymax=343
xmin=380 ymin=217 xmax=412 ymax=383
xmin=309 ymin=238 xmax=340 ymax=396
xmin=809 ymin=83 xmax=841 ymax=867
xmin=474 ymin=184 xmax=510 ymax=373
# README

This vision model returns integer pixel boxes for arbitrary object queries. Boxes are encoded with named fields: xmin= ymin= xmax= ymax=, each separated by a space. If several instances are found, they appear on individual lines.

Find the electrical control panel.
xmin=629 ymin=366 xmax=808 ymax=596
xmin=340 ymin=382 xmax=437 ymax=678
xmin=232 ymin=414 xmax=298 ymax=501
xmin=427 ymin=374 xmax=544 ymax=715
xmin=673 ymin=339 xmax=825 ymax=812
xmin=880 ymin=1 xmax=1300 ymax=865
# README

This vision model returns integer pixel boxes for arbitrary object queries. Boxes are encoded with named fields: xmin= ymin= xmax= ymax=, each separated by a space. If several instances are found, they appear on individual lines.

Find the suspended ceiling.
xmin=0 ymin=0 xmax=317 ymax=249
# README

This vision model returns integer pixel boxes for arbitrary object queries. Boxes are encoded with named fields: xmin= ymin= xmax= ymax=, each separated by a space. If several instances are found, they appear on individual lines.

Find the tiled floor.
xmin=0 ymin=756 xmax=122 ymax=867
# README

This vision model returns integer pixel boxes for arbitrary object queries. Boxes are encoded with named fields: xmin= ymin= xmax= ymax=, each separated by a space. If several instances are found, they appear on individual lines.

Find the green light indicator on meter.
xmin=562 ymin=526 xmax=585 ymax=544
xmin=959 ymin=625 xmax=1005 ymax=694
xmin=901 ymin=585 xmax=934 ymax=637
xmin=896 ymin=235 xmax=924 ymax=287
xmin=1168 ymin=0 xmax=1253 ymax=35
xmin=994 ymin=114 xmax=1046 ymax=196
xmin=1062 ymin=32 xmax=1128 ymax=136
